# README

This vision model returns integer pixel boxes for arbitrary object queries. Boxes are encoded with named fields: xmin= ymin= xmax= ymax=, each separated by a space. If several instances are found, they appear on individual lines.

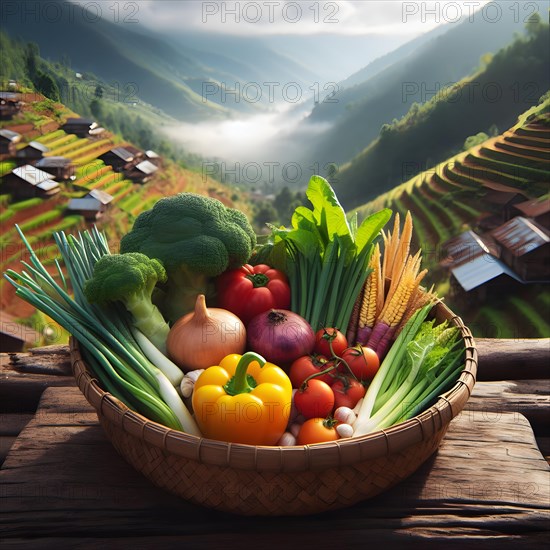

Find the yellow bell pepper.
xmin=192 ymin=352 xmax=292 ymax=445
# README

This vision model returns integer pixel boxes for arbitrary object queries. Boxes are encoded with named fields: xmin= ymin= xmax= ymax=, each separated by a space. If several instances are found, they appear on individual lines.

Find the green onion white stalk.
xmin=4 ymin=225 xmax=201 ymax=436
xmin=353 ymin=305 xmax=464 ymax=437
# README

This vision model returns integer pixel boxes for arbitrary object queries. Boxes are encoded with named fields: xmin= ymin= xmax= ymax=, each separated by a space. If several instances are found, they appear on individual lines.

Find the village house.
xmin=35 ymin=156 xmax=75 ymax=180
xmin=61 ymin=117 xmax=98 ymax=138
xmin=441 ymin=230 xmax=522 ymax=301
xmin=99 ymin=147 xmax=134 ymax=172
xmin=16 ymin=141 xmax=50 ymax=164
xmin=4 ymin=165 xmax=60 ymax=199
xmin=67 ymin=189 xmax=113 ymax=221
xmin=122 ymin=145 xmax=144 ymax=162
xmin=0 ymin=128 xmax=22 ymax=156
xmin=478 ymin=181 xmax=529 ymax=229
xmin=491 ymin=216 xmax=550 ymax=281
xmin=127 ymin=159 xmax=158 ymax=184
xmin=0 ymin=91 xmax=22 ymax=120
xmin=145 ymin=150 xmax=161 ymax=166
xmin=512 ymin=197 xmax=550 ymax=230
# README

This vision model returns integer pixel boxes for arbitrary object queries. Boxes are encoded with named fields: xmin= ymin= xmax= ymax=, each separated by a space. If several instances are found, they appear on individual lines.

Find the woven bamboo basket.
xmin=70 ymin=300 xmax=477 ymax=516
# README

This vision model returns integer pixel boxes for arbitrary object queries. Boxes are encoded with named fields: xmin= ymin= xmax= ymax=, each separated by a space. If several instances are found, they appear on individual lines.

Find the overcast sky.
xmin=72 ymin=1 xmax=492 ymax=36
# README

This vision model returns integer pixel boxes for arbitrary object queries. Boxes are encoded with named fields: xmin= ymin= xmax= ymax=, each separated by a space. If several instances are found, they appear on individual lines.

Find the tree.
xmin=254 ymin=202 xmax=278 ymax=228
xmin=89 ymin=98 xmax=104 ymax=119
xmin=34 ymin=71 xmax=60 ymax=101
xmin=274 ymin=186 xmax=293 ymax=219
xmin=525 ymin=12 xmax=542 ymax=37
xmin=25 ymin=42 xmax=39 ymax=78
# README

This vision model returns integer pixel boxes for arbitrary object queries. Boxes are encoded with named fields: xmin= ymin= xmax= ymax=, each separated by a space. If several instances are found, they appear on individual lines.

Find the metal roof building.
xmin=491 ymin=216 xmax=550 ymax=257
xmin=450 ymin=254 xmax=522 ymax=292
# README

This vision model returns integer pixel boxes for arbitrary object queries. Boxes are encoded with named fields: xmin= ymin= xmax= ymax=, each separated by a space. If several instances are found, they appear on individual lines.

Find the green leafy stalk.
xmin=4 ymin=225 xmax=200 ymax=434
xmin=353 ymin=308 xmax=464 ymax=437
xmin=269 ymin=176 xmax=391 ymax=331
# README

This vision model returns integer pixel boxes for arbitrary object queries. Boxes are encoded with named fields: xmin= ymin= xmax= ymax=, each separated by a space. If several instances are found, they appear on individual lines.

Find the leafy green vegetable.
xmin=263 ymin=176 xmax=391 ymax=331
xmin=353 ymin=307 xmax=464 ymax=437
xmin=4 ymin=226 xmax=200 ymax=435
xmin=84 ymin=253 xmax=171 ymax=354
xmin=120 ymin=193 xmax=257 ymax=322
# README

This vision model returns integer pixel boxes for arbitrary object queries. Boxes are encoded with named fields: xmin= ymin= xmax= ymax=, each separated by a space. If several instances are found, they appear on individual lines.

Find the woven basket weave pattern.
xmin=70 ymin=302 xmax=477 ymax=516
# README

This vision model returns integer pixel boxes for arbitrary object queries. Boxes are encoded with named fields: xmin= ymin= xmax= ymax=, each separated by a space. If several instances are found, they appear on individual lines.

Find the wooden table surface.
xmin=1 ymin=340 xmax=549 ymax=548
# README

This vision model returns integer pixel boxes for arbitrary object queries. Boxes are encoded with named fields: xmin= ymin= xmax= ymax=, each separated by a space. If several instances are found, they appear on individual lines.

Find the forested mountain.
xmin=2 ymin=0 xmax=319 ymax=119
xmin=332 ymin=20 xmax=549 ymax=208
xmin=298 ymin=5 xmax=530 ymax=166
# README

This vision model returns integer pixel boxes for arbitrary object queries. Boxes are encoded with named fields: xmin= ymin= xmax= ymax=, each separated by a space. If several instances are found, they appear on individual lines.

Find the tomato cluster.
xmin=288 ymin=328 xmax=381 ymax=444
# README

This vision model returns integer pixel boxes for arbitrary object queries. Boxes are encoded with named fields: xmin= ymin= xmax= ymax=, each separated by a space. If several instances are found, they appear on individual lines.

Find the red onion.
xmin=247 ymin=309 xmax=315 ymax=367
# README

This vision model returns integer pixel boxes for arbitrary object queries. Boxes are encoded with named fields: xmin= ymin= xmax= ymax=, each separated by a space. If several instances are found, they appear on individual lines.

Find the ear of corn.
xmin=350 ymin=210 xmax=437 ymax=359
xmin=359 ymin=243 xmax=382 ymax=329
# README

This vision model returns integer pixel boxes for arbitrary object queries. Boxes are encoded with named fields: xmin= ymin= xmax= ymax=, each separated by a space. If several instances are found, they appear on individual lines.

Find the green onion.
xmin=267 ymin=177 xmax=391 ymax=332
xmin=4 ymin=225 xmax=201 ymax=436
xmin=352 ymin=305 xmax=464 ymax=437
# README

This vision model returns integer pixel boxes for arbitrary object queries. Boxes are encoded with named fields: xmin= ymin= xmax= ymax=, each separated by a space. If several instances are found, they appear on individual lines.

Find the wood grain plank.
xmin=1 ymin=386 xmax=548 ymax=546
xmin=476 ymin=338 xmax=550 ymax=380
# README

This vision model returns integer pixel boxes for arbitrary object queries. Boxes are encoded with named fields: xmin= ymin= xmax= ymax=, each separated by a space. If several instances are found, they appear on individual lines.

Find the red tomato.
xmin=313 ymin=328 xmax=348 ymax=358
xmin=340 ymin=345 xmax=380 ymax=381
xmin=296 ymin=417 xmax=340 ymax=445
xmin=288 ymin=354 xmax=337 ymax=388
xmin=216 ymin=264 xmax=291 ymax=325
xmin=294 ymin=379 xmax=335 ymax=419
xmin=331 ymin=377 xmax=366 ymax=410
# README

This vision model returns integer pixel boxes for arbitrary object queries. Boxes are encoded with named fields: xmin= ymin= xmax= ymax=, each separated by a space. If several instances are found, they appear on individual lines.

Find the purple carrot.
xmin=356 ymin=326 xmax=372 ymax=346
xmin=367 ymin=322 xmax=397 ymax=361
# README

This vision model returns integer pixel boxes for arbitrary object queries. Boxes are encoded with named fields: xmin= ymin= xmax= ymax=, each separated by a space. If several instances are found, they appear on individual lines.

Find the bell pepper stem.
xmin=224 ymin=352 xmax=266 ymax=396
xmin=246 ymin=273 xmax=270 ymax=287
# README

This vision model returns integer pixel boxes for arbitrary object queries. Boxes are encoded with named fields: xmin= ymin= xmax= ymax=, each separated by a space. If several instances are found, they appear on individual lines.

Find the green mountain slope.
xmin=2 ymin=1 xmax=315 ymax=120
xmin=333 ymin=21 xmax=549 ymax=209
xmin=352 ymin=100 xmax=550 ymax=339
xmin=301 ymin=5 xmax=532 ymax=164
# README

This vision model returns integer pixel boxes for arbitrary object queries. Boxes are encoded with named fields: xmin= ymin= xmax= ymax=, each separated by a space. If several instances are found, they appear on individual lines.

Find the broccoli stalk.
xmin=84 ymin=253 xmax=171 ymax=353
xmin=119 ymin=193 xmax=257 ymax=322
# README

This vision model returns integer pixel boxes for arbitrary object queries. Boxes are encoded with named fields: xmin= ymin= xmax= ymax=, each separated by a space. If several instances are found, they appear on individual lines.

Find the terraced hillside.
xmin=1 ymin=96 xmax=253 ymax=347
xmin=355 ymin=102 xmax=550 ymax=338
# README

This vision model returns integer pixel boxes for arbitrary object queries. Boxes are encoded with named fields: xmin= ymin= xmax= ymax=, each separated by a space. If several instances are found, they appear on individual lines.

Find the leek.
xmin=4 ymin=225 xmax=201 ymax=436
xmin=353 ymin=306 xmax=464 ymax=437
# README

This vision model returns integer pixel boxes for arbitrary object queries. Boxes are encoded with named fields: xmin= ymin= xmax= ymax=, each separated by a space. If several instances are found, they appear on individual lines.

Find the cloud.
xmin=123 ymin=1 xmax=492 ymax=36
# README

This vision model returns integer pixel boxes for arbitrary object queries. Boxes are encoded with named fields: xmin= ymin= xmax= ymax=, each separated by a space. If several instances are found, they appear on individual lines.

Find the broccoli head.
xmin=119 ymin=193 xmax=257 ymax=321
xmin=84 ymin=252 xmax=171 ymax=353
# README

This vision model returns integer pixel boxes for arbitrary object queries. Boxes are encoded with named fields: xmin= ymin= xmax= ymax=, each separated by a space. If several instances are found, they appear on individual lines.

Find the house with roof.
xmin=491 ymin=216 xmax=550 ymax=281
xmin=512 ymin=196 xmax=550 ymax=230
xmin=3 ymin=165 xmax=60 ymax=199
xmin=61 ymin=117 xmax=98 ymax=138
xmin=145 ymin=150 xmax=161 ymax=166
xmin=127 ymin=159 xmax=158 ymax=183
xmin=441 ymin=230 xmax=522 ymax=300
xmin=0 ymin=128 xmax=22 ymax=156
xmin=67 ymin=189 xmax=113 ymax=221
xmin=99 ymin=147 xmax=134 ymax=172
xmin=122 ymin=145 xmax=144 ymax=162
xmin=16 ymin=141 xmax=50 ymax=164
xmin=35 ymin=156 xmax=75 ymax=180
xmin=0 ymin=91 xmax=22 ymax=120
xmin=479 ymin=181 xmax=529 ymax=227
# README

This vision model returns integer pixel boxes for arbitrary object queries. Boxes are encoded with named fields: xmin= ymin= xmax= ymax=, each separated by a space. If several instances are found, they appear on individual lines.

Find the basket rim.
xmin=70 ymin=301 xmax=477 ymax=472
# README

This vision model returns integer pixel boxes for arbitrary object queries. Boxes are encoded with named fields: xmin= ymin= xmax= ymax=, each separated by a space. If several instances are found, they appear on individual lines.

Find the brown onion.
xmin=167 ymin=294 xmax=246 ymax=371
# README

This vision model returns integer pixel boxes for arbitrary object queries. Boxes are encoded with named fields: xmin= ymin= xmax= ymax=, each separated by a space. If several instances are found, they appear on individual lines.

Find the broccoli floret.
xmin=84 ymin=253 xmax=171 ymax=353
xmin=119 ymin=193 xmax=256 ymax=322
